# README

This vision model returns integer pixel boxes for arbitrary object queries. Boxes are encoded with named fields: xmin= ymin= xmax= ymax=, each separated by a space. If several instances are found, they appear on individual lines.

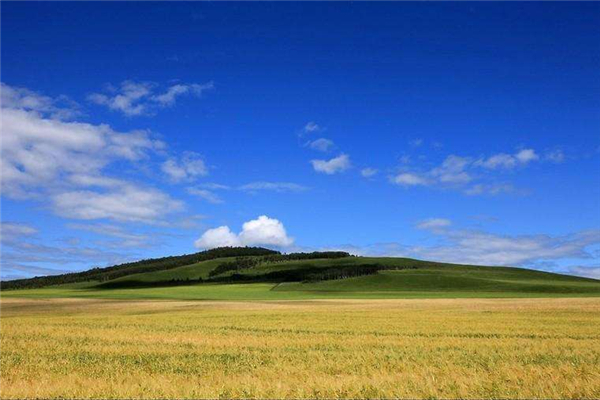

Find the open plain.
xmin=1 ymin=297 xmax=599 ymax=399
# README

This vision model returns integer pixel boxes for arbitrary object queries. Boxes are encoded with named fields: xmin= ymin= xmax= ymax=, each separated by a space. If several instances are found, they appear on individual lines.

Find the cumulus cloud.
xmin=1 ymin=104 xmax=161 ymax=199
xmin=1 ymin=83 xmax=183 ymax=224
xmin=360 ymin=168 xmax=378 ymax=178
xmin=311 ymin=154 xmax=351 ymax=174
xmin=194 ymin=226 xmax=241 ymax=248
xmin=194 ymin=215 xmax=294 ymax=249
xmin=307 ymin=138 xmax=334 ymax=152
xmin=88 ymin=80 xmax=214 ymax=116
xmin=161 ymin=152 xmax=208 ymax=182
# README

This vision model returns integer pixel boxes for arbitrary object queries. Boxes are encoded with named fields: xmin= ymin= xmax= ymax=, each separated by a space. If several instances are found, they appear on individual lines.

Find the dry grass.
xmin=1 ymin=297 xmax=599 ymax=398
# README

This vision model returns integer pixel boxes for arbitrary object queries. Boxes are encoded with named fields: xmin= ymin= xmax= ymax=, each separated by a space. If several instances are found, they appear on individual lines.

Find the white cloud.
xmin=194 ymin=215 xmax=294 ymax=249
xmin=515 ymin=149 xmax=539 ymax=163
xmin=88 ymin=81 xmax=153 ymax=116
xmin=161 ymin=152 xmax=208 ymax=182
xmin=1 ymin=235 xmax=136 ymax=280
xmin=338 ymin=228 xmax=600 ymax=272
xmin=430 ymin=155 xmax=472 ymax=184
xmin=304 ymin=122 xmax=320 ymax=133
xmin=187 ymin=188 xmax=223 ymax=204
xmin=545 ymin=149 xmax=565 ymax=163
xmin=238 ymin=181 xmax=308 ymax=193
xmin=477 ymin=153 xmax=517 ymax=169
xmin=51 ymin=185 xmax=184 ymax=223
xmin=392 ymin=148 xmax=547 ymax=194
xmin=194 ymin=226 xmax=241 ymax=248
xmin=412 ymin=229 xmax=600 ymax=267
xmin=239 ymin=216 xmax=294 ymax=247
xmin=361 ymin=168 xmax=378 ymax=178
xmin=198 ymin=183 xmax=231 ymax=190
xmin=152 ymin=82 xmax=214 ymax=106
xmin=392 ymin=173 xmax=429 ymax=186
xmin=0 ymin=104 xmax=161 ymax=199
xmin=0 ymin=82 xmax=80 ymax=120
xmin=1 ymin=222 xmax=38 ymax=243
xmin=307 ymin=138 xmax=334 ymax=152
xmin=67 ymin=223 xmax=152 ymax=248
xmin=311 ymin=154 xmax=351 ymax=174
xmin=569 ymin=266 xmax=600 ymax=280
xmin=88 ymin=80 xmax=213 ymax=116
xmin=416 ymin=218 xmax=452 ymax=231
xmin=409 ymin=138 xmax=423 ymax=147
xmin=0 ymin=83 xmax=185 ymax=225
xmin=186 ymin=182 xmax=308 ymax=202
xmin=476 ymin=148 xmax=539 ymax=170
xmin=464 ymin=183 xmax=516 ymax=196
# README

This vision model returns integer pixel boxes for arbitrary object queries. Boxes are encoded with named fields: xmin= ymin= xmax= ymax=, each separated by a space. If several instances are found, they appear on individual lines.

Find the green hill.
xmin=2 ymin=248 xmax=599 ymax=300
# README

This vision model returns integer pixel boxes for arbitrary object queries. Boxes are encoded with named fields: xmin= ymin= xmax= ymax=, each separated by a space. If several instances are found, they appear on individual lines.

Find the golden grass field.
xmin=1 ymin=297 xmax=600 ymax=399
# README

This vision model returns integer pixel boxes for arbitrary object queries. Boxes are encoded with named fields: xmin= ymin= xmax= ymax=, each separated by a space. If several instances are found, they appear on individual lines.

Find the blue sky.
xmin=1 ymin=2 xmax=599 ymax=280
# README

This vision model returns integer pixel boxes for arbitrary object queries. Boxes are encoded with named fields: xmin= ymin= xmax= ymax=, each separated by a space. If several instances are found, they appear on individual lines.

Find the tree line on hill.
xmin=208 ymin=251 xmax=351 ymax=278
xmin=97 ymin=262 xmax=418 ymax=289
xmin=1 ymin=247 xmax=279 ymax=290
xmin=208 ymin=263 xmax=417 ymax=284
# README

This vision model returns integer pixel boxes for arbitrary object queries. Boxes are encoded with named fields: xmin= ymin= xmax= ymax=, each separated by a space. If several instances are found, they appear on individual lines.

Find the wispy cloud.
xmin=88 ymin=80 xmax=214 ymax=116
xmin=361 ymin=168 xmax=378 ymax=178
xmin=0 ymin=82 xmax=81 ymax=120
xmin=187 ymin=187 xmax=223 ymax=204
xmin=391 ymin=148 xmax=547 ymax=195
xmin=238 ymin=181 xmax=308 ymax=193
xmin=306 ymin=138 xmax=334 ymax=152
xmin=409 ymin=138 xmax=423 ymax=147
xmin=416 ymin=218 xmax=451 ymax=231
xmin=304 ymin=121 xmax=321 ymax=133
xmin=161 ymin=152 xmax=209 ymax=183
xmin=330 ymin=224 xmax=600 ymax=274
xmin=187 ymin=181 xmax=309 ymax=204
xmin=0 ymin=222 xmax=137 ymax=280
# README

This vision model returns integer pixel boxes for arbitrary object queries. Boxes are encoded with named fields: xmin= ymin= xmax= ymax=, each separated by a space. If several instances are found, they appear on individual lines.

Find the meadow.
xmin=1 ymin=297 xmax=600 ymax=399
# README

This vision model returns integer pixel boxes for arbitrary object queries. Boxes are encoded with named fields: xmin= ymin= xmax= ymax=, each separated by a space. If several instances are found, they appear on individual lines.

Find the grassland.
xmin=3 ymin=255 xmax=600 ymax=300
xmin=1 ymin=297 xmax=599 ymax=399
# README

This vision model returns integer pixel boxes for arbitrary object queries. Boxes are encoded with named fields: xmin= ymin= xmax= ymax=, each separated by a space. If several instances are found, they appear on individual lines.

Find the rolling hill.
xmin=1 ymin=247 xmax=599 ymax=300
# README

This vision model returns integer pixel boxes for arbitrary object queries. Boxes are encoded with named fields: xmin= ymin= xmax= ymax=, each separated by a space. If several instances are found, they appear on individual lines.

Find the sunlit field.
xmin=1 ymin=297 xmax=599 ymax=399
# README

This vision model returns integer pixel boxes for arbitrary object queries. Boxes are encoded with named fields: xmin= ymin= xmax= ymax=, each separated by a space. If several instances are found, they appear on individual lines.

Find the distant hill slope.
xmin=0 ymin=247 xmax=280 ymax=290
xmin=2 ymin=248 xmax=599 ymax=299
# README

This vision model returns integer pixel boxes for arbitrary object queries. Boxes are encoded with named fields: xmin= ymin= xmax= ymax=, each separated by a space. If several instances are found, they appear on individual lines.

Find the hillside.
xmin=2 ymin=248 xmax=599 ymax=300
